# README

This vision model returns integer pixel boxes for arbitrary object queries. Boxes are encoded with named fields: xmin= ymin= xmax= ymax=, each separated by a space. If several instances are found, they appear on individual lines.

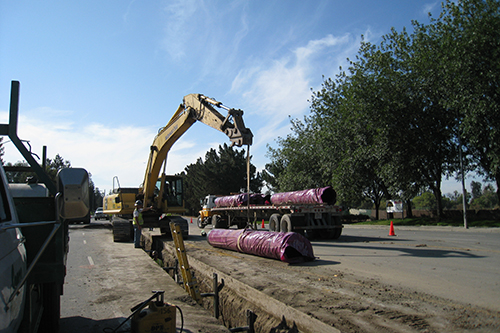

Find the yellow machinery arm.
xmin=142 ymin=94 xmax=253 ymax=208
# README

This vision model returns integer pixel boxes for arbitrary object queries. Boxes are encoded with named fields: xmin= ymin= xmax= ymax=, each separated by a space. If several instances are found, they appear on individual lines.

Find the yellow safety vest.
xmin=133 ymin=209 xmax=144 ymax=226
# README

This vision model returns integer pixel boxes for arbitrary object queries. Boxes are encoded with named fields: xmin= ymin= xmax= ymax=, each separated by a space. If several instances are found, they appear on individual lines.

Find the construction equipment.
xmin=0 ymin=81 xmax=90 ymax=333
xmin=199 ymin=186 xmax=344 ymax=239
xmin=103 ymin=94 xmax=253 ymax=241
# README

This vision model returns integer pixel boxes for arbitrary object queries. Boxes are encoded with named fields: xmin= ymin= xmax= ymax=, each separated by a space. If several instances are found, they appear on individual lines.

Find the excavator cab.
xmin=155 ymin=175 xmax=185 ymax=212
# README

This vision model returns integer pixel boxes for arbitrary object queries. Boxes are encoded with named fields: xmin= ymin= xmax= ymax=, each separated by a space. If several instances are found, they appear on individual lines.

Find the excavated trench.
xmin=142 ymin=233 xmax=338 ymax=333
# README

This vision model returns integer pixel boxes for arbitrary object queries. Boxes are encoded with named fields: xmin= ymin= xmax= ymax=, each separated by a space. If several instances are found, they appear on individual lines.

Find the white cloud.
xmin=422 ymin=2 xmax=438 ymax=16
xmin=230 ymin=33 xmax=360 ymax=151
xmin=0 ymin=109 xmax=156 ymax=192
xmin=161 ymin=0 xmax=199 ymax=60
xmin=1 ymin=106 xmax=253 ymax=194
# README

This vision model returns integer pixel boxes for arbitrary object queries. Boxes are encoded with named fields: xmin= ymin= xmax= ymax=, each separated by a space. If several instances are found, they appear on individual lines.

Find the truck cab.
xmin=198 ymin=194 xmax=221 ymax=228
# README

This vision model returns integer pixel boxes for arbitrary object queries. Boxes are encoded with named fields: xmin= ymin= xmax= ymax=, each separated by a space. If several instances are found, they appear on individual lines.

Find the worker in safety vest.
xmin=133 ymin=200 xmax=150 ymax=248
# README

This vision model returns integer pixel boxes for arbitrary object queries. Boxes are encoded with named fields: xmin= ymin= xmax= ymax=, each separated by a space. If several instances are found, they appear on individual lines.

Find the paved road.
xmin=312 ymin=225 xmax=500 ymax=312
xmin=189 ymin=221 xmax=500 ymax=312
xmin=60 ymin=218 xmax=229 ymax=333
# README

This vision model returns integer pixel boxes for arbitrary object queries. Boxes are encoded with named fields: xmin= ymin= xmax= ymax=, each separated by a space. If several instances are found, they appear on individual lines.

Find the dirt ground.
xmin=153 ymin=233 xmax=500 ymax=333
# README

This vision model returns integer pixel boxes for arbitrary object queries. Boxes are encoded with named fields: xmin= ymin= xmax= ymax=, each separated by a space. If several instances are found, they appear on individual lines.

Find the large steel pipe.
xmin=214 ymin=193 xmax=268 ymax=207
xmin=271 ymin=186 xmax=336 ymax=206
xmin=207 ymin=229 xmax=315 ymax=263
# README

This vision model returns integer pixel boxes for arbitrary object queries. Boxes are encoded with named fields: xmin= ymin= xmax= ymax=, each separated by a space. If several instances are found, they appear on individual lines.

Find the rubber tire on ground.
xmin=330 ymin=227 xmax=342 ymax=239
xmin=213 ymin=214 xmax=226 ymax=228
xmin=304 ymin=229 xmax=318 ymax=240
xmin=280 ymin=214 xmax=293 ymax=233
xmin=39 ymin=282 xmax=61 ymax=333
xmin=197 ymin=215 xmax=203 ymax=228
xmin=269 ymin=214 xmax=281 ymax=231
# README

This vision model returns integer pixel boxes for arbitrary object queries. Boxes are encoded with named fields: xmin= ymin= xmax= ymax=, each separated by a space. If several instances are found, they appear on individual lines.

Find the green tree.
xmin=45 ymin=153 xmax=71 ymax=184
xmin=470 ymin=184 xmax=499 ymax=209
xmin=412 ymin=192 xmax=437 ymax=210
xmin=471 ymin=181 xmax=482 ymax=200
xmin=5 ymin=161 xmax=31 ymax=183
xmin=263 ymin=117 xmax=326 ymax=193
xmin=182 ymin=144 xmax=262 ymax=215
xmin=416 ymin=0 xmax=500 ymax=204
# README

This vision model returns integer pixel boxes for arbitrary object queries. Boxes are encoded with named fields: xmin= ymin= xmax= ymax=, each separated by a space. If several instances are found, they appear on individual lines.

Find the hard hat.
xmin=135 ymin=200 xmax=143 ymax=206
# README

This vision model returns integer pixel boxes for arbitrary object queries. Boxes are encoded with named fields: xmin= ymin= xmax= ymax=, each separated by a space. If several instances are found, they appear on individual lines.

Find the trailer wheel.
xmin=280 ymin=214 xmax=292 ymax=232
xmin=213 ymin=214 xmax=226 ymax=228
xmin=330 ymin=227 xmax=342 ymax=239
xmin=197 ymin=215 xmax=204 ymax=228
xmin=269 ymin=214 xmax=281 ymax=231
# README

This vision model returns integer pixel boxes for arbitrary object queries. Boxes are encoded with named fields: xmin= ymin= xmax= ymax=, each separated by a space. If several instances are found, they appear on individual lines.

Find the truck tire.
xmin=330 ymin=227 xmax=342 ymax=239
xmin=280 ymin=214 xmax=292 ymax=233
xmin=39 ymin=282 xmax=61 ymax=333
xmin=269 ymin=214 xmax=281 ymax=231
xmin=213 ymin=214 xmax=226 ymax=228
xmin=197 ymin=215 xmax=205 ymax=229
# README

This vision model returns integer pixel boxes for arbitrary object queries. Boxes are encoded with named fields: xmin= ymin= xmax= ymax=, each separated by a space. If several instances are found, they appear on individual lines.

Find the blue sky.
xmin=0 ymin=0 xmax=481 ymax=195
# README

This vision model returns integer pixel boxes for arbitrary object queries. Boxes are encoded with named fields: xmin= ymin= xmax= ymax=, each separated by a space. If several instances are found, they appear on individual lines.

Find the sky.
xmin=0 ymin=0 xmax=487 ymax=196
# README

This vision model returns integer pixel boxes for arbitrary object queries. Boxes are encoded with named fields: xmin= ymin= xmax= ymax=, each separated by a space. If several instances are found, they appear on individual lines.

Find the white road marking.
xmin=87 ymin=256 xmax=95 ymax=266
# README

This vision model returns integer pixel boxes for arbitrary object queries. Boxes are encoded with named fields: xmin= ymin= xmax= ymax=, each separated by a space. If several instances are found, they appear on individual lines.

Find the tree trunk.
xmin=374 ymin=201 xmax=380 ymax=220
xmin=432 ymin=186 xmax=443 ymax=221
xmin=495 ymin=172 xmax=500 ymax=207
xmin=405 ymin=199 xmax=413 ymax=218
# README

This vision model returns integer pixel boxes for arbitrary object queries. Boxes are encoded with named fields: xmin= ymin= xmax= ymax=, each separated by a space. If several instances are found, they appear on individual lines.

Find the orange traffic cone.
xmin=389 ymin=221 xmax=396 ymax=236
xmin=261 ymin=219 xmax=265 ymax=228
xmin=190 ymin=218 xmax=193 ymax=224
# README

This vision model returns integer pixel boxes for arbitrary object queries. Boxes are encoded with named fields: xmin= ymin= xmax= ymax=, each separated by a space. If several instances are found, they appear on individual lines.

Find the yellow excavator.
xmin=103 ymin=94 xmax=253 ymax=241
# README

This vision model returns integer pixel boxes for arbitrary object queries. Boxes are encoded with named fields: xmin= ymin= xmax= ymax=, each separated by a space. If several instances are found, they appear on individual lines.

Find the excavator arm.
xmin=142 ymin=94 xmax=253 ymax=209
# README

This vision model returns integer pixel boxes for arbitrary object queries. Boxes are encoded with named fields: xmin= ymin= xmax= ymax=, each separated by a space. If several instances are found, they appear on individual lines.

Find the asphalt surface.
xmin=189 ymin=220 xmax=500 ymax=312
xmin=59 ymin=218 xmax=500 ymax=332
xmin=60 ymin=218 xmax=229 ymax=333
xmin=314 ymin=224 xmax=500 ymax=312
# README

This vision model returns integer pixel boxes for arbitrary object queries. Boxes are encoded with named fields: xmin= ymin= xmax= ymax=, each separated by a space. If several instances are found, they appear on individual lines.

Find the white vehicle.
xmin=94 ymin=207 xmax=108 ymax=220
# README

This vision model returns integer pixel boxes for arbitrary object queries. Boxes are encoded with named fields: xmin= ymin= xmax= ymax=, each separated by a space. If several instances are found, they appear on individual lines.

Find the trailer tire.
xmin=197 ymin=215 xmax=204 ymax=228
xmin=330 ymin=227 xmax=342 ymax=239
xmin=213 ymin=214 xmax=225 ymax=228
xmin=280 ymin=214 xmax=292 ymax=233
xmin=269 ymin=214 xmax=281 ymax=231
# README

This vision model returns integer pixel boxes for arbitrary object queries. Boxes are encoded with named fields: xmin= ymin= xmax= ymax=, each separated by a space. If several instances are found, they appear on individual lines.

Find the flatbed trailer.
xmin=199 ymin=195 xmax=343 ymax=240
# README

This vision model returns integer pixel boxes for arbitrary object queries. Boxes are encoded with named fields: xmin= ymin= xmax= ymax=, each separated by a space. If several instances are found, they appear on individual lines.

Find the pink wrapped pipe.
xmin=214 ymin=193 xmax=267 ymax=207
xmin=207 ymin=229 xmax=315 ymax=263
xmin=271 ymin=186 xmax=336 ymax=206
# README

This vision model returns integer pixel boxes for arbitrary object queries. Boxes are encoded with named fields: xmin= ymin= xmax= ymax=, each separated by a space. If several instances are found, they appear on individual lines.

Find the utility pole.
xmin=458 ymin=133 xmax=468 ymax=229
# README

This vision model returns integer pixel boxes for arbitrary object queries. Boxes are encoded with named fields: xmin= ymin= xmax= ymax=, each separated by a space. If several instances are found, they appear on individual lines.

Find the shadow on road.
xmin=60 ymin=315 xmax=128 ymax=333
xmin=317 ymin=241 xmax=484 ymax=259
xmin=292 ymin=258 xmax=340 ymax=267
xmin=333 ymin=235 xmax=411 ymax=243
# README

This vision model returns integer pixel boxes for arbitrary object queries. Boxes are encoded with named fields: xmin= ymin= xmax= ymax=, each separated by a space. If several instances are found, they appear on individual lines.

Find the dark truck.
xmin=0 ymin=81 xmax=90 ymax=333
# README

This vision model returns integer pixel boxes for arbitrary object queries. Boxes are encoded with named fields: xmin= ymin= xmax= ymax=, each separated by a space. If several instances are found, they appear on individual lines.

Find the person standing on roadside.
xmin=133 ymin=200 xmax=151 ymax=248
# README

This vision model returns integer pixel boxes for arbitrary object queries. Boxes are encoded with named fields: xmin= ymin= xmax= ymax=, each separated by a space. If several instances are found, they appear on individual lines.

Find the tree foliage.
xmin=182 ymin=144 xmax=263 ymax=215
xmin=5 ymin=153 xmax=71 ymax=184
xmin=265 ymin=0 xmax=500 ymax=219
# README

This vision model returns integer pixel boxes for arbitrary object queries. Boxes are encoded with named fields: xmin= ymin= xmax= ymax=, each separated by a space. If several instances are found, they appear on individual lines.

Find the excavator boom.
xmin=142 ymin=94 xmax=253 ymax=208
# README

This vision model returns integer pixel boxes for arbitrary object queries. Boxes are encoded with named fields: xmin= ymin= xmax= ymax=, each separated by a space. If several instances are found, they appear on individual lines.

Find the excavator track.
xmin=112 ymin=216 xmax=133 ymax=242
